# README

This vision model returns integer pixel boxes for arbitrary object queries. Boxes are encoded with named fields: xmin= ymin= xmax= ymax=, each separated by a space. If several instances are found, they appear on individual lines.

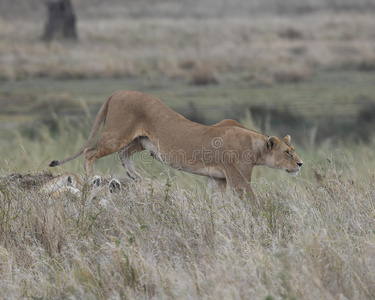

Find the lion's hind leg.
xmin=118 ymin=138 xmax=144 ymax=181
xmin=83 ymin=130 xmax=136 ymax=178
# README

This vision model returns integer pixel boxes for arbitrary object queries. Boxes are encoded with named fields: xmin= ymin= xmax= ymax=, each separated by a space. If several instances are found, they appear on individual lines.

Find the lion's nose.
xmin=297 ymin=162 xmax=303 ymax=167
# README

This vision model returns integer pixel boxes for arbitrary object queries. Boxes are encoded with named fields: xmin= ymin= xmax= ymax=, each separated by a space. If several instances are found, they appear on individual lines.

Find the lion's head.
xmin=265 ymin=135 xmax=303 ymax=176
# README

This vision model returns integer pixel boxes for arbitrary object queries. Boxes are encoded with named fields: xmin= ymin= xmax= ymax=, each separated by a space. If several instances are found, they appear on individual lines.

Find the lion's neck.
xmin=251 ymin=134 xmax=269 ymax=166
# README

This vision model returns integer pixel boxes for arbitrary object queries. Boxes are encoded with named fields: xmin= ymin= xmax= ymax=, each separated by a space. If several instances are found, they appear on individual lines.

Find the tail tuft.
xmin=49 ymin=160 xmax=60 ymax=167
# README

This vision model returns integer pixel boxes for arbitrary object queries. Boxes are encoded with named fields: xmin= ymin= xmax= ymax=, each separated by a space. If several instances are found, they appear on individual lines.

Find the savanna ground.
xmin=1 ymin=0 xmax=375 ymax=299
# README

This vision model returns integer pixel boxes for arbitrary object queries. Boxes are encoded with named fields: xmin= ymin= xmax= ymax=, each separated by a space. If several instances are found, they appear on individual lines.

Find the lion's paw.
xmin=109 ymin=178 xmax=121 ymax=193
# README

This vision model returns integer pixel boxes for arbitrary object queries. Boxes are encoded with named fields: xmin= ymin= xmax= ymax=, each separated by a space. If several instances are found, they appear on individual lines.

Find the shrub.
xmin=188 ymin=62 xmax=219 ymax=85
xmin=273 ymin=64 xmax=314 ymax=84
xmin=32 ymin=93 xmax=80 ymax=114
xmin=278 ymin=27 xmax=303 ymax=40
xmin=357 ymin=56 xmax=375 ymax=72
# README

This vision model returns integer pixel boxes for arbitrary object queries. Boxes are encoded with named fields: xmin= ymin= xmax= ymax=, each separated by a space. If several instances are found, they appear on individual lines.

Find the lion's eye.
xmin=286 ymin=150 xmax=291 ymax=156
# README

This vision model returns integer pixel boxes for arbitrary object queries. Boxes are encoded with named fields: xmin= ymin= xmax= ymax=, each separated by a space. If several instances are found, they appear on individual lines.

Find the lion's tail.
xmin=49 ymin=92 xmax=116 ymax=167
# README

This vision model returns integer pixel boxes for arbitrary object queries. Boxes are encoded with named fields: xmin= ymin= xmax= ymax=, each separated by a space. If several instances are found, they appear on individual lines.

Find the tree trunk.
xmin=42 ymin=0 xmax=78 ymax=41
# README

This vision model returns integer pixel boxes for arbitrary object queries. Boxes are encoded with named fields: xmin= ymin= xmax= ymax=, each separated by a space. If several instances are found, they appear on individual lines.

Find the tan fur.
xmin=38 ymin=172 xmax=83 ymax=196
xmin=39 ymin=172 xmax=122 ymax=201
xmin=50 ymin=91 xmax=303 ymax=199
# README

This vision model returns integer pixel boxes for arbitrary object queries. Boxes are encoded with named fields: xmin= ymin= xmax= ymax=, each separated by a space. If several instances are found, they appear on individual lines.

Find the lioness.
xmin=50 ymin=91 xmax=303 ymax=198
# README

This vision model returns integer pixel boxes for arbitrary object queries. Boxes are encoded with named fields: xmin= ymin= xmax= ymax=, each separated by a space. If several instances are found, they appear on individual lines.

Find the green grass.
xmin=1 ymin=70 xmax=375 ymax=132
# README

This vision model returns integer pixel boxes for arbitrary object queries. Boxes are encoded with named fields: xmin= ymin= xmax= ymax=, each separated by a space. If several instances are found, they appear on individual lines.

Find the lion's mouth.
xmin=286 ymin=168 xmax=300 ymax=177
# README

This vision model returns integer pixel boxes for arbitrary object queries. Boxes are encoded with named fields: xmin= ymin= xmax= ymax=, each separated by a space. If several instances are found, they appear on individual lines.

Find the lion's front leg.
xmin=233 ymin=183 xmax=259 ymax=208
xmin=232 ymin=182 xmax=256 ymax=200
xmin=225 ymin=166 xmax=258 ymax=205
xmin=213 ymin=178 xmax=227 ymax=194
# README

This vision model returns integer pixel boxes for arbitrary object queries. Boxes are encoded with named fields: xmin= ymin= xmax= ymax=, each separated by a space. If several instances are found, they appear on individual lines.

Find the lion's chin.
xmin=286 ymin=169 xmax=299 ymax=177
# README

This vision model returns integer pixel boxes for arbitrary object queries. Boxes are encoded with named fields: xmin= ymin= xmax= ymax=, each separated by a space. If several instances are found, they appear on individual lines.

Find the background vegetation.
xmin=1 ymin=0 xmax=375 ymax=299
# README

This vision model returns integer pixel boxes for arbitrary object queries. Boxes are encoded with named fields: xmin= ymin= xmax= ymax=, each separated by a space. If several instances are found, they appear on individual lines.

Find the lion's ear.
xmin=267 ymin=136 xmax=278 ymax=150
xmin=284 ymin=135 xmax=291 ymax=143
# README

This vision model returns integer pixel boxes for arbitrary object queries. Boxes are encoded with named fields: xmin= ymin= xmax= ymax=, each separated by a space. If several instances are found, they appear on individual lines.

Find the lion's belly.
xmin=139 ymin=137 xmax=226 ymax=179
xmin=183 ymin=166 xmax=226 ymax=178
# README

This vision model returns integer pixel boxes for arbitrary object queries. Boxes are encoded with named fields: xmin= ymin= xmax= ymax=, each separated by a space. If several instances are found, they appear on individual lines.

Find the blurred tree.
xmin=42 ymin=0 xmax=78 ymax=41
xmin=356 ymin=103 xmax=375 ymax=143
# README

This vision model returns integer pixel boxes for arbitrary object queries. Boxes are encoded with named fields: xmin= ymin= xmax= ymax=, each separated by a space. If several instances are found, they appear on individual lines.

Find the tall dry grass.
xmin=1 ymin=156 xmax=375 ymax=298
xmin=1 ymin=113 xmax=375 ymax=298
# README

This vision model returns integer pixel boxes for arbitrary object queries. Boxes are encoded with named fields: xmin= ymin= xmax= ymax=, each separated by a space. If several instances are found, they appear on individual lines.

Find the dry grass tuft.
xmin=0 ymin=171 xmax=54 ymax=190
xmin=33 ymin=93 xmax=81 ymax=113
xmin=273 ymin=63 xmax=315 ymax=84
xmin=248 ymin=63 xmax=314 ymax=86
xmin=278 ymin=27 xmax=304 ymax=40
xmin=188 ymin=61 xmax=219 ymax=85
